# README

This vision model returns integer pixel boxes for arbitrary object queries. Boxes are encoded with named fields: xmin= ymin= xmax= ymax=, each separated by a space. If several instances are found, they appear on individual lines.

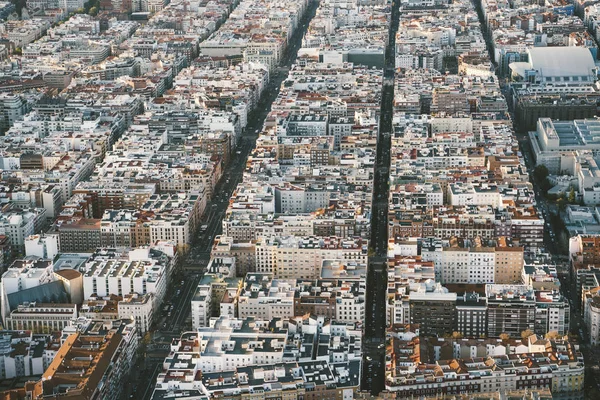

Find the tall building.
xmin=0 ymin=207 xmax=46 ymax=252
xmin=24 ymin=234 xmax=59 ymax=260
xmin=455 ymin=292 xmax=488 ymax=337
xmin=0 ymin=94 xmax=27 ymax=134
xmin=118 ymin=293 xmax=154 ymax=336
xmin=57 ymin=219 xmax=102 ymax=253
xmin=486 ymin=284 xmax=536 ymax=338
xmin=1 ymin=259 xmax=54 ymax=321
xmin=0 ymin=331 xmax=48 ymax=380
xmin=409 ymin=286 xmax=457 ymax=336
xmin=255 ymin=236 xmax=368 ymax=279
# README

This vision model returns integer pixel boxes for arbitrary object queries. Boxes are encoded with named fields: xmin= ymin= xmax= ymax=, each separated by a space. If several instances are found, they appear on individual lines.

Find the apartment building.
xmin=255 ymin=236 xmax=368 ymax=279
xmin=486 ymin=284 xmax=536 ymax=338
xmin=237 ymin=273 xmax=295 ymax=321
xmin=81 ymin=247 xmax=173 ymax=308
xmin=19 ymin=319 xmax=138 ymax=400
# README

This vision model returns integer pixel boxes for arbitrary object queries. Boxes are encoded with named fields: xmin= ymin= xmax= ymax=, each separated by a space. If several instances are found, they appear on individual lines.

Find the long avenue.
xmin=135 ymin=2 xmax=321 ymax=399
xmin=361 ymin=0 xmax=400 ymax=395
xmin=184 ymin=0 xmax=320 ymax=270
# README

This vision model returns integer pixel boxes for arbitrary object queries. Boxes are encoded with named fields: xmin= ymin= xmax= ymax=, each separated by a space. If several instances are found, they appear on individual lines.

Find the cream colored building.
xmin=119 ymin=293 xmax=154 ymax=336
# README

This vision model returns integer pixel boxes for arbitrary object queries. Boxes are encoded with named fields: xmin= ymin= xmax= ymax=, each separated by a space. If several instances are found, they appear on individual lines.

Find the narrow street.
xmin=361 ymin=0 xmax=400 ymax=395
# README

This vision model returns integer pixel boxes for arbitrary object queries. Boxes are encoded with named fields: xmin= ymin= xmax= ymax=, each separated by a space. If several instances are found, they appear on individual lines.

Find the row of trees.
xmin=72 ymin=0 xmax=100 ymax=17
xmin=533 ymin=164 xmax=578 ymax=208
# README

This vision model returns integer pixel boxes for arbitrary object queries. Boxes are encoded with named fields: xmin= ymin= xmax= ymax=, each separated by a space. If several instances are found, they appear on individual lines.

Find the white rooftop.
xmin=511 ymin=47 xmax=596 ymax=79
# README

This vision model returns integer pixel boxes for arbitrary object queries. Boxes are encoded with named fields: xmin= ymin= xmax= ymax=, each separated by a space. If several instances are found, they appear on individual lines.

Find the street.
xmin=184 ymin=0 xmax=320 ymax=272
xmin=131 ymin=1 xmax=320 ymax=399
xmin=512 ymin=99 xmax=594 ymax=399
xmin=361 ymin=0 xmax=399 ymax=395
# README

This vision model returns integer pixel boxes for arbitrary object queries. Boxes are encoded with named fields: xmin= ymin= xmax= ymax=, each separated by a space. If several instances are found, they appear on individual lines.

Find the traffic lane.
xmin=363 ymin=40 xmax=395 ymax=393
xmin=170 ymin=278 xmax=193 ymax=327
xmin=163 ymin=288 xmax=185 ymax=330
xmin=174 ymin=274 xmax=202 ymax=328
xmin=164 ymin=273 xmax=202 ymax=331
xmin=140 ymin=362 xmax=161 ymax=400
xmin=163 ymin=276 xmax=194 ymax=328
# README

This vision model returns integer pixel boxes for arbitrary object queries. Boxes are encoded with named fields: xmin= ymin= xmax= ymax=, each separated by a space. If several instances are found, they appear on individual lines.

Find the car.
xmin=236 ymin=151 xmax=241 ymax=155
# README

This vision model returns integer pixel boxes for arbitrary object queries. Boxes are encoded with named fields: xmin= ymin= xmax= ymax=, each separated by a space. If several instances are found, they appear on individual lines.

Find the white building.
xmin=0 ymin=331 xmax=47 ymax=379
xmin=448 ymin=183 xmax=502 ymax=208
xmin=191 ymin=281 xmax=212 ymax=330
xmin=0 ymin=208 xmax=46 ymax=251
xmin=274 ymin=184 xmax=331 ymax=214
xmin=142 ymin=191 xmax=207 ymax=253
xmin=255 ymin=236 xmax=368 ymax=279
xmin=60 ymin=0 xmax=84 ymax=12
xmin=583 ymin=287 xmax=600 ymax=345
xmin=24 ymin=234 xmax=59 ymax=259
xmin=81 ymin=247 xmax=171 ymax=308
xmin=118 ymin=293 xmax=154 ymax=336
xmin=436 ymin=247 xmax=496 ymax=284
xmin=1 ymin=259 xmax=54 ymax=321
xmin=191 ymin=259 xmax=240 ymax=330
xmin=574 ymin=152 xmax=600 ymax=205
xmin=335 ymin=279 xmax=366 ymax=323
xmin=168 ymin=317 xmax=288 ymax=374
xmin=509 ymin=47 xmax=598 ymax=92
xmin=531 ymin=119 xmax=600 ymax=175
xmin=237 ymin=273 xmax=295 ymax=321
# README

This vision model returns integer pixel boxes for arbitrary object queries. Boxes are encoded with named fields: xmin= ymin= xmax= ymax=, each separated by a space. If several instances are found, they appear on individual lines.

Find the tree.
xmin=556 ymin=193 xmax=567 ymax=211
xmin=568 ymin=186 xmax=576 ymax=204
xmin=137 ymin=331 xmax=151 ymax=358
xmin=451 ymin=331 xmax=463 ymax=339
xmin=545 ymin=331 xmax=560 ymax=340
xmin=12 ymin=47 xmax=21 ymax=55
xmin=533 ymin=165 xmax=553 ymax=194
xmin=533 ymin=165 xmax=549 ymax=183
xmin=88 ymin=6 xmax=98 ymax=15
xmin=521 ymin=329 xmax=534 ymax=341
xmin=499 ymin=333 xmax=510 ymax=341
xmin=13 ymin=0 xmax=27 ymax=16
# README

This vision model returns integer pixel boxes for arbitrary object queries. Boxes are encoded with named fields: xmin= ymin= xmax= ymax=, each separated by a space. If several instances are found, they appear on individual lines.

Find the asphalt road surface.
xmin=361 ymin=0 xmax=400 ymax=395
